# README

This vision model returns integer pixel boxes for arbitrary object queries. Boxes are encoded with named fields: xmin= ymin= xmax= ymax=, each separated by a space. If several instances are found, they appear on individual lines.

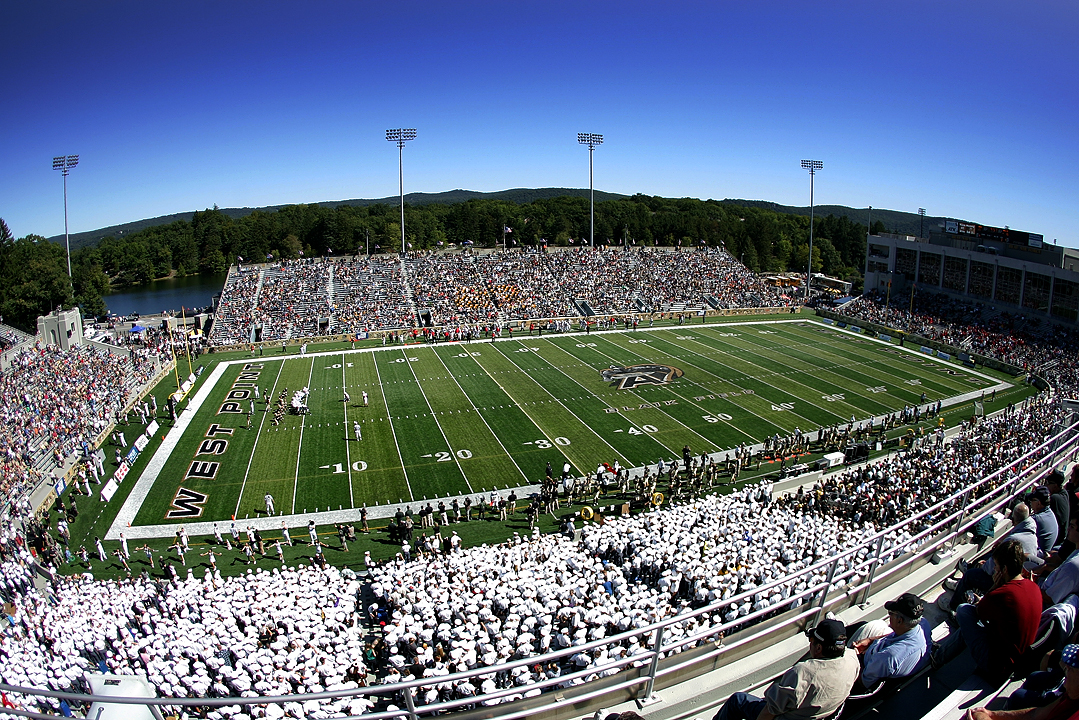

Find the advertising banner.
xmin=101 ymin=479 xmax=119 ymax=503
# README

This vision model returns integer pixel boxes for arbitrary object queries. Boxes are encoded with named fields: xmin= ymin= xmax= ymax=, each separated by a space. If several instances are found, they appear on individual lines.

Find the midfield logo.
xmin=601 ymin=364 xmax=684 ymax=390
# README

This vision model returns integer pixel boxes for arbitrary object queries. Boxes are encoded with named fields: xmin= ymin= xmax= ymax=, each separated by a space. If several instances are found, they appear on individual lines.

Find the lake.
xmin=104 ymin=273 xmax=227 ymax=317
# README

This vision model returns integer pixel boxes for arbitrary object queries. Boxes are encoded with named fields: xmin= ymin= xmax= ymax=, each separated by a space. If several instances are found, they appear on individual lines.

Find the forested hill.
xmin=5 ymin=188 xmax=950 ymax=331
xmin=49 ymin=189 xmax=949 ymax=251
xmin=721 ymin=200 xmax=952 ymax=240
xmin=48 ymin=188 xmax=628 ymax=250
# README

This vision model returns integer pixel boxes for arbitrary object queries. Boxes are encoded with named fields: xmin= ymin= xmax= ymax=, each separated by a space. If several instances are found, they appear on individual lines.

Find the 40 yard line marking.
xmin=545 ymin=338 xmax=717 ymax=454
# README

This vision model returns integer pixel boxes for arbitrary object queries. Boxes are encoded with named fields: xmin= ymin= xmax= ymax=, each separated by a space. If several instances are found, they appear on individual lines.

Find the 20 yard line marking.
xmin=432 ymin=348 xmax=527 ymax=484
xmin=404 ymin=349 xmax=473 ymax=493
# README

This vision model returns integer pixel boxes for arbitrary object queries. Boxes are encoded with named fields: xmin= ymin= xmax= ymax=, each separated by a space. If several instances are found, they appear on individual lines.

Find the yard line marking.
xmin=403 ymin=349 xmax=473 ymax=493
xmin=469 ymin=349 xmax=584 ymax=475
xmin=534 ymin=339 xmax=687 ymax=455
xmin=551 ymin=337 xmax=723 ymax=451
xmin=693 ymin=326 xmax=886 ymax=416
xmin=341 ymin=353 xmax=354 ymax=508
xmin=291 ymin=357 xmax=316 ymax=514
xmin=234 ymin=358 xmax=286 ymax=519
xmin=491 ymin=342 xmax=629 ymax=466
xmin=589 ymin=334 xmax=765 ymax=442
xmin=690 ymin=326 xmax=910 ymax=421
xmin=652 ymin=331 xmax=827 ymax=429
xmin=374 ymin=352 xmax=414 ymax=502
xmin=432 ymin=348 xmax=528 ymax=484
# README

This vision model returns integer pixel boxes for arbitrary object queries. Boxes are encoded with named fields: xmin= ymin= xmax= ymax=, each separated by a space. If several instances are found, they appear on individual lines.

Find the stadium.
xmin=3 ymin=230 xmax=1079 ymax=720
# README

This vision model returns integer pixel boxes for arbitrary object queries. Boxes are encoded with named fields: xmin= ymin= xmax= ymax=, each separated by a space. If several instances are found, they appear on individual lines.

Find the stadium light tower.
xmin=919 ymin=208 xmax=926 ymax=238
xmin=52 ymin=154 xmax=79 ymax=278
xmin=386 ymin=129 xmax=416 ymax=254
xmin=800 ymin=159 xmax=823 ymax=301
xmin=578 ymin=133 xmax=603 ymax=248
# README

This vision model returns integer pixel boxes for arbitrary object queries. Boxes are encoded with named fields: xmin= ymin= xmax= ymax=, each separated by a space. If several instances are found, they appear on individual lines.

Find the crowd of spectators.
xmin=0 ymin=342 xmax=161 ymax=505
xmin=0 ymin=320 xmax=32 ymax=353
xmin=209 ymin=268 xmax=262 ymax=346
xmin=0 ymin=393 xmax=1068 ymax=716
xmin=256 ymin=261 xmax=331 ymax=343
xmin=839 ymin=291 xmax=1079 ymax=396
xmin=332 ymin=258 xmax=416 ymax=333
xmin=407 ymin=254 xmax=499 ymax=325
xmin=207 ymin=248 xmax=794 ymax=347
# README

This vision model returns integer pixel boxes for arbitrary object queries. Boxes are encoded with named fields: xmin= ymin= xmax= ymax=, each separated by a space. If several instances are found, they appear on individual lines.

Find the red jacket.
xmin=978 ymin=577 xmax=1043 ymax=681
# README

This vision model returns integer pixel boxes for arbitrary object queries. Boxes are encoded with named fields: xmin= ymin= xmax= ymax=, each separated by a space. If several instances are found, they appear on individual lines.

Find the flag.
xmin=974 ymin=401 xmax=984 ymax=417
xmin=504 ymin=226 xmax=513 ymax=233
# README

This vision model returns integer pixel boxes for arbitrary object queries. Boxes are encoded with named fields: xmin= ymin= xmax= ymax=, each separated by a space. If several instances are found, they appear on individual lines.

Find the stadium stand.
xmin=7 ymin=254 xmax=1079 ymax=720
xmin=0 ymin=340 xmax=163 ymax=509
xmin=207 ymin=248 xmax=794 ymax=347
xmin=1 ymin=393 xmax=1074 ymax=719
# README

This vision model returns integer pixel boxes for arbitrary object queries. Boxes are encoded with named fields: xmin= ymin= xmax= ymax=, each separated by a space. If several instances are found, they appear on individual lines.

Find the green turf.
xmin=124 ymin=318 xmax=1005 ymax=528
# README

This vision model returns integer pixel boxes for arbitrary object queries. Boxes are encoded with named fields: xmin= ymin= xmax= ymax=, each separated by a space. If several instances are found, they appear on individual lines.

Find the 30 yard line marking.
xmin=291 ymin=357 xmax=316 ymax=514
xmin=374 ymin=352 xmax=414 ymax=501
xmin=492 ymin=342 xmax=629 ymax=466
xmin=234 ymin=359 xmax=286 ymax=519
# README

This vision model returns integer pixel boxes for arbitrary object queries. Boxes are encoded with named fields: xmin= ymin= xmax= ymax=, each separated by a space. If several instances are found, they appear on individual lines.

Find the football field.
xmin=113 ymin=319 xmax=1001 ymax=535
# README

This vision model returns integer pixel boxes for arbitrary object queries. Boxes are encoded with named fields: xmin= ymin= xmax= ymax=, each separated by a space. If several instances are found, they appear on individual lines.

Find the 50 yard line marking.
xmin=291 ymin=357 xmax=316 ymax=514
xmin=234 ymin=359 xmax=286 ymax=520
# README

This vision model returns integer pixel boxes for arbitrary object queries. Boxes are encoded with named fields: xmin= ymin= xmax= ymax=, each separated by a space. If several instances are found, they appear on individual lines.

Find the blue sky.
xmin=2 ymin=0 xmax=1076 ymax=246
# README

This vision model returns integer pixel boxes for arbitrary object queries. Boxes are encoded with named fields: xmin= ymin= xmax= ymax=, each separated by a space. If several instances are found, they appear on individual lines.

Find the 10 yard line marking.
xmin=342 ymin=353 xmax=354 ymax=508
xmin=292 ymin=357 xmax=316 ymax=514
xmin=234 ymin=359 xmax=286 ymax=519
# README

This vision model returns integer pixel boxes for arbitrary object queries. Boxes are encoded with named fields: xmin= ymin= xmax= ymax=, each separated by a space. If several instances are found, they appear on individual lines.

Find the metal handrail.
xmin=3 ymin=413 xmax=1075 ymax=719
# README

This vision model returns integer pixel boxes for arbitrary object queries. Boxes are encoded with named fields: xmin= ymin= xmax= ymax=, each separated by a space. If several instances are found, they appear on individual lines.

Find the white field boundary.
xmin=105 ymin=318 xmax=1012 ymax=539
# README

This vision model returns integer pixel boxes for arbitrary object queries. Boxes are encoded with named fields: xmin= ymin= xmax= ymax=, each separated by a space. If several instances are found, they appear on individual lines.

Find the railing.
xmin=4 ymin=415 xmax=1077 ymax=720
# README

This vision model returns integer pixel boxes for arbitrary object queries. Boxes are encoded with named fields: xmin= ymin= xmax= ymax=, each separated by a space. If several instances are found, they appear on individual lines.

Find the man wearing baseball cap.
xmin=966 ymin=644 xmax=1079 ymax=720
xmin=713 ymin=618 xmax=859 ymax=720
xmin=853 ymin=593 xmax=932 ymax=689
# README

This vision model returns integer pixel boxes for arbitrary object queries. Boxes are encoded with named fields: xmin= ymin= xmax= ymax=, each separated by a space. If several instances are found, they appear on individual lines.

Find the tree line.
xmin=0 ymin=195 xmax=886 ymax=333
